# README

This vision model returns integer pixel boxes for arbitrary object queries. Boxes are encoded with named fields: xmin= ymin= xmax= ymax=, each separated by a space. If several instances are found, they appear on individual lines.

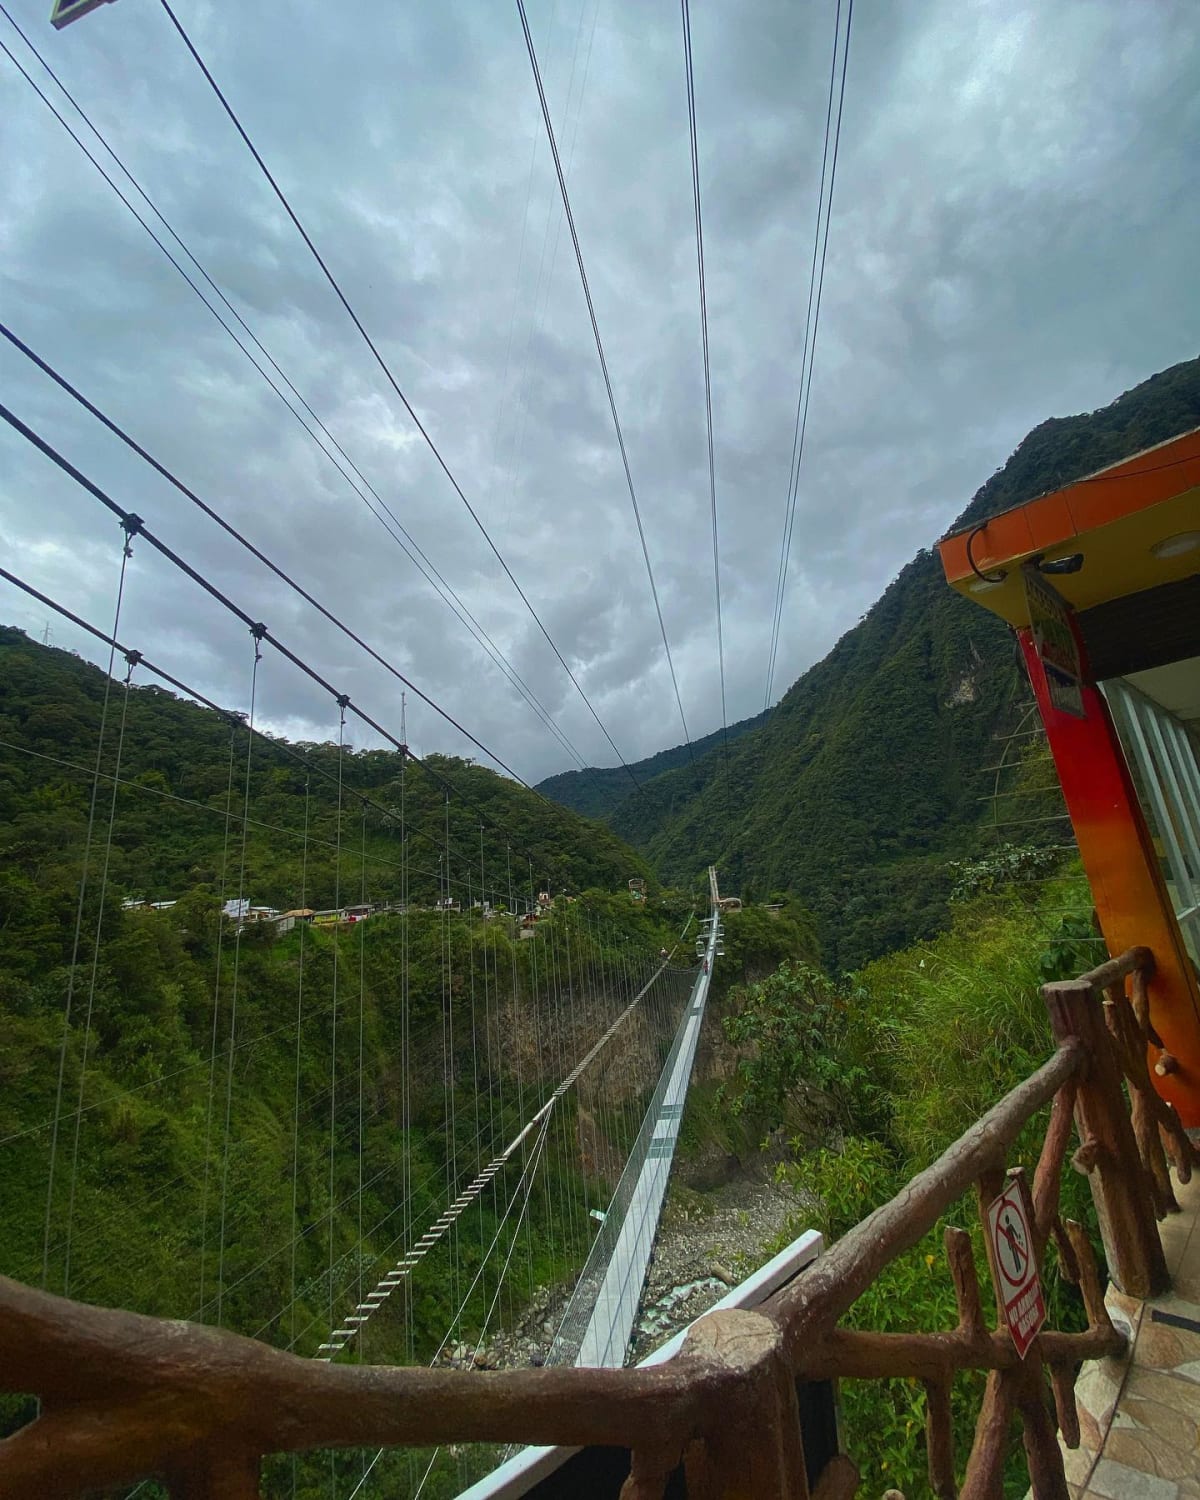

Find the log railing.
xmin=1 ymin=947 xmax=1193 ymax=1498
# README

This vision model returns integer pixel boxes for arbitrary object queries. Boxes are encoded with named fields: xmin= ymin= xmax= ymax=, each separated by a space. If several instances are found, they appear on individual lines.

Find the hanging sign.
xmin=1023 ymin=566 xmax=1086 ymax=719
xmin=986 ymin=1180 xmax=1046 ymax=1359
xmin=50 ymin=0 xmax=117 ymax=29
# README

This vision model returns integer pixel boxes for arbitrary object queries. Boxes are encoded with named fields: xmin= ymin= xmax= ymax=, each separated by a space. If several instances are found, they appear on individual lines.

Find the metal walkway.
xmin=547 ymin=913 xmax=720 ymax=1369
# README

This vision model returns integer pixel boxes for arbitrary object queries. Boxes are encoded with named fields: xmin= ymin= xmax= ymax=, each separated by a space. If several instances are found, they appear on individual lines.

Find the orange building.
xmin=939 ymin=427 xmax=1200 ymax=1124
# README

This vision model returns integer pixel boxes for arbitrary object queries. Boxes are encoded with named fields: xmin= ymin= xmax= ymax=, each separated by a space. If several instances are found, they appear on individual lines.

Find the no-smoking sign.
xmin=986 ymin=1181 xmax=1046 ymax=1359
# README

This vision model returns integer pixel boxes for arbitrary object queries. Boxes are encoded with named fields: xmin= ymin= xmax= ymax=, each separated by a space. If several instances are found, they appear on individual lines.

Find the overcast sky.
xmin=2 ymin=0 xmax=1198 ymax=785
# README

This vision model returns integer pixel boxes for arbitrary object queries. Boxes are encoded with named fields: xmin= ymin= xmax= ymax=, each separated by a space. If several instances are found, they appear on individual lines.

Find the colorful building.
xmin=939 ymin=426 xmax=1200 ymax=1123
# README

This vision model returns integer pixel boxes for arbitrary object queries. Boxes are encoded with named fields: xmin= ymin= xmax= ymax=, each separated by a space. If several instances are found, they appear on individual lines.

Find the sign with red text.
xmin=986 ymin=1180 xmax=1045 ymax=1360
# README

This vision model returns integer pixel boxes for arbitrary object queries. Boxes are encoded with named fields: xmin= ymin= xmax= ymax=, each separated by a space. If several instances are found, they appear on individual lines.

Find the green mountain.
xmin=537 ymin=707 xmax=769 ymax=821
xmin=0 ymin=624 xmax=654 ymax=947
xmin=0 ymin=625 xmax=817 ymax=1484
xmin=0 ymin=629 xmax=671 ymax=1348
xmin=537 ymin=355 xmax=1200 ymax=968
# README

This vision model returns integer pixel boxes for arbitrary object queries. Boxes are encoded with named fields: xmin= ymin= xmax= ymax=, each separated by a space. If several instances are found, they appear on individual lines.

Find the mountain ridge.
xmin=536 ymin=355 xmax=1200 ymax=966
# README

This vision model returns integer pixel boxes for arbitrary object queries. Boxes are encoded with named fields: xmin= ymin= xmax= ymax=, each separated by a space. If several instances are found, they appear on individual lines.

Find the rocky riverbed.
xmin=628 ymin=1172 xmax=810 ymax=1360
xmin=432 ymin=1170 xmax=812 ymax=1372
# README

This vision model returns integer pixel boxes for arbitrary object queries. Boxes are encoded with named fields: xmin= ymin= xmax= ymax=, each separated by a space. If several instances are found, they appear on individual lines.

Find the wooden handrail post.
xmin=168 ymin=1450 xmax=262 ymax=1499
xmin=1044 ymin=977 xmax=1168 ymax=1297
xmin=677 ymin=1309 xmax=810 ymax=1500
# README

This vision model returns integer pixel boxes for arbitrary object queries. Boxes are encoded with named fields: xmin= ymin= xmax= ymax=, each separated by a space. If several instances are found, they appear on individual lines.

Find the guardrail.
xmin=1 ymin=947 xmax=1192 ymax=1497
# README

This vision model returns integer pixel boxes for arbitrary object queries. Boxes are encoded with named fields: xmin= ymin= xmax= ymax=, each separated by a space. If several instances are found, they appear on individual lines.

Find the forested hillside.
xmin=0 ymin=630 xmax=676 ymax=1493
xmin=539 ymin=355 xmax=1200 ymax=967
xmin=537 ymin=708 xmax=768 ymax=821
xmin=0 ymin=625 xmax=652 ymax=934
xmin=0 ymin=628 xmax=824 ymax=1495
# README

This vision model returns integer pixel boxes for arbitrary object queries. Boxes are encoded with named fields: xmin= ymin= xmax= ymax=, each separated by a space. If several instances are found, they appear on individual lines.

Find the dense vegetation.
xmin=537 ymin=355 xmax=1200 ymax=967
xmin=712 ymin=857 xmax=1106 ymax=1496
xmin=0 ymin=630 xmax=818 ymax=1495
xmin=537 ymin=708 xmax=768 ymax=822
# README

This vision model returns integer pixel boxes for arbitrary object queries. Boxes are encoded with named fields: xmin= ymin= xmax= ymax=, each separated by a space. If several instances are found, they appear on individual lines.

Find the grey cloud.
xmin=2 ymin=0 xmax=1198 ymax=783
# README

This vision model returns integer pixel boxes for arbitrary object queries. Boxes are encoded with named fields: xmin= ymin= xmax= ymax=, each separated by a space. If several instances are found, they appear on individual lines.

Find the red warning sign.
xmin=986 ymin=1181 xmax=1045 ymax=1360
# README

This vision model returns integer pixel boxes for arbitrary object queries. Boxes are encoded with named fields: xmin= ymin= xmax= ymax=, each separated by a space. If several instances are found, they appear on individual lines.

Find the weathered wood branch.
xmin=0 ymin=1275 xmax=706 ymax=1495
xmin=946 ymin=1226 xmax=985 ymax=1342
xmin=1044 ymin=977 xmax=1168 ymax=1297
xmin=1033 ymin=1079 xmax=1077 ymax=1252
xmin=923 ymin=1379 xmax=956 ymax=1499
xmin=769 ymin=1043 xmax=1084 ymax=1363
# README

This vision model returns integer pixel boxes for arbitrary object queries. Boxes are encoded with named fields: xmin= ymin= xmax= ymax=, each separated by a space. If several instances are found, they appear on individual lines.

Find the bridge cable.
xmin=515 ymin=0 xmax=696 ymax=766
xmin=348 ymin=1111 xmax=555 ymax=1500
xmin=320 ymin=953 xmax=671 ymax=1367
xmin=0 ymin=332 xmax=540 ymax=787
xmin=0 ymin=22 xmax=585 ymax=772
xmin=289 ymin=773 xmax=311 ymax=1377
xmin=39 ymin=528 xmax=130 ymax=1292
xmin=0 ymin=5 xmax=592 ymax=779
xmin=0 ymin=402 xmax=590 ymax=881
xmin=155 ymin=0 xmax=643 ymax=793
xmin=400 ymin=706 xmax=415 ymax=1360
xmin=680 ymin=0 xmax=730 ymax=814
xmin=0 ymin=557 xmax=495 ymax=902
xmin=763 ymin=0 xmax=854 ymax=711
xmin=357 ymin=803 xmax=368 ymax=1365
xmin=197 ymin=722 xmax=237 ymax=1322
xmin=329 ymin=700 xmax=347 ymax=1371
xmin=61 ymin=544 xmax=138 ymax=1297
xmin=215 ymin=630 xmax=263 ymax=1327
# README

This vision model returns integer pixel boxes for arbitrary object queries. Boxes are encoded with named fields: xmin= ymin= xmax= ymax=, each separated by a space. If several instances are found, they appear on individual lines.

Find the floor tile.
xmin=1133 ymin=1319 xmax=1200 ymax=1373
xmin=1125 ymin=1364 xmax=1200 ymax=1420
xmin=1145 ymin=1292 xmax=1200 ymax=1324
xmin=1105 ymin=1425 xmax=1195 ymax=1481
xmin=1088 ymin=1456 xmax=1179 ymax=1499
xmin=1063 ymin=1444 xmax=1098 ymax=1486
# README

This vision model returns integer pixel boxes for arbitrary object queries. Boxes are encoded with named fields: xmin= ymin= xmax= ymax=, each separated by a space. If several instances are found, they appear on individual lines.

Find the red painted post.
xmin=1018 ymin=625 xmax=1200 ymax=1127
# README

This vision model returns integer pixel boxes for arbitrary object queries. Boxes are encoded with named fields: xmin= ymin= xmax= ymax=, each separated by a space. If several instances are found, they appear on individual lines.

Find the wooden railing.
xmin=1 ymin=947 xmax=1194 ymax=1499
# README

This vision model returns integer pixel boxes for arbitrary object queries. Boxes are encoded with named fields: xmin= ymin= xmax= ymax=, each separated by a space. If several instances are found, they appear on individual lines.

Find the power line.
xmin=763 ymin=0 xmax=854 ymax=711
xmin=680 ymin=0 xmax=729 ymax=804
xmin=0 ymin=9 xmax=591 ymax=780
xmin=155 ymin=0 xmax=642 ymax=794
xmin=515 ymin=0 xmax=696 ymax=766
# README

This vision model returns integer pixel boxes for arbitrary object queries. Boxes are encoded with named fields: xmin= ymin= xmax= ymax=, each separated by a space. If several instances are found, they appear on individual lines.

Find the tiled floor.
xmin=1063 ymin=1169 xmax=1200 ymax=1498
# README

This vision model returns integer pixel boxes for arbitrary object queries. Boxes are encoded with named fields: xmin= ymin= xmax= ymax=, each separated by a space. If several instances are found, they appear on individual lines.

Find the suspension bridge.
xmin=0 ymin=0 xmax=861 ymax=1493
xmin=0 ymin=562 xmax=746 ymax=1497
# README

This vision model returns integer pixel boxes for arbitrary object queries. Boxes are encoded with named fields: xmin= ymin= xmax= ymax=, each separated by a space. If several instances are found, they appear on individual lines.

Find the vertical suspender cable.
xmin=216 ymin=623 xmax=265 ymax=1326
xmin=62 ymin=632 xmax=139 ymax=1295
xmin=41 ymin=524 xmax=131 ymax=1289
xmin=288 ymin=773 xmax=309 ymax=1500
xmin=198 ymin=722 xmax=238 ymax=1319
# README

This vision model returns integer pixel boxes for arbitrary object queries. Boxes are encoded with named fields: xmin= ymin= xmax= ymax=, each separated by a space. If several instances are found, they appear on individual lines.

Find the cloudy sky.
xmin=1 ymin=0 xmax=1198 ymax=785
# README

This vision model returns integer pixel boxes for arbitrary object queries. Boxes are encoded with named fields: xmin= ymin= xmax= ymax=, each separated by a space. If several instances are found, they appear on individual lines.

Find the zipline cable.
xmin=515 ymin=0 xmax=696 ymax=765
xmin=764 ymin=0 xmax=854 ymax=711
xmin=680 ymin=0 xmax=730 ymax=811
xmin=0 ymin=9 xmax=592 ymax=777
xmin=156 ymin=0 xmax=644 ymax=794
